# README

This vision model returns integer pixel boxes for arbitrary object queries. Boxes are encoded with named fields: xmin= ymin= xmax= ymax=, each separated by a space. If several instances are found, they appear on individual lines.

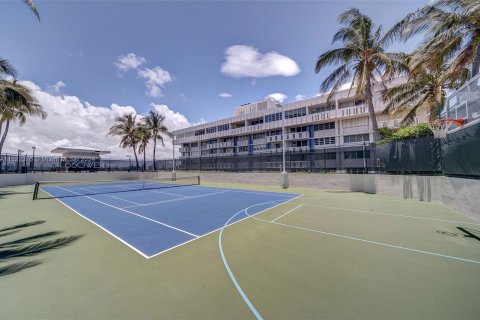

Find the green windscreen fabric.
xmin=375 ymin=136 xmax=442 ymax=174
xmin=442 ymin=122 xmax=480 ymax=177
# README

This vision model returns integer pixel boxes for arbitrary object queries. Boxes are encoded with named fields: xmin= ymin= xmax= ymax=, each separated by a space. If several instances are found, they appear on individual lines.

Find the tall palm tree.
xmin=108 ymin=114 xmax=140 ymax=170
xmin=315 ymin=8 xmax=407 ymax=141
xmin=143 ymin=111 xmax=172 ymax=171
xmin=0 ymin=80 xmax=47 ymax=155
xmin=382 ymin=61 xmax=468 ymax=123
xmin=387 ymin=0 xmax=480 ymax=76
xmin=22 ymin=0 xmax=40 ymax=21
xmin=136 ymin=125 xmax=152 ymax=172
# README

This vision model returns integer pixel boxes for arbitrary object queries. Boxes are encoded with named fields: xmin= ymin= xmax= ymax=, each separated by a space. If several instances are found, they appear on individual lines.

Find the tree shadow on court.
xmin=0 ymin=220 xmax=83 ymax=277
xmin=0 ymin=189 xmax=33 ymax=200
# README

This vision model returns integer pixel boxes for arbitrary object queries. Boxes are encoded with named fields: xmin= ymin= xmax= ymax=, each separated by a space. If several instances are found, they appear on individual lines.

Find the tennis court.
xmin=34 ymin=176 xmax=300 ymax=258
xmin=1 ymin=179 xmax=480 ymax=319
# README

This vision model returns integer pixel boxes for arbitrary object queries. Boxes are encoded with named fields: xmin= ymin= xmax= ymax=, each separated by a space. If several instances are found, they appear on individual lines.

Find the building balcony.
xmin=338 ymin=105 xmax=367 ymax=118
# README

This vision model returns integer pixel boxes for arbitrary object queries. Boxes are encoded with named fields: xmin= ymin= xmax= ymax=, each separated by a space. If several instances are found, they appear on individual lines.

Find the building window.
xmin=238 ymin=146 xmax=248 ymax=152
xmin=264 ymin=112 xmax=282 ymax=123
xmin=206 ymin=126 xmax=217 ymax=134
xmin=343 ymin=133 xmax=370 ymax=143
xmin=290 ymin=126 xmax=307 ymax=133
xmin=194 ymin=129 xmax=205 ymax=136
xmin=293 ymin=140 xmax=308 ymax=147
xmin=313 ymin=122 xmax=335 ymax=131
xmin=249 ymin=119 xmax=264 ymax=126
xmin=311 ymin=104 xmax=335 ymax=114
xmin=268 ymin=129 xmax=282 ymax=136
xmin=344 ymin=150 xmax=370 ymax=159
xmin=284 ymin=107 xmax=306 ymax=119
xmin=314 ymin=137 xmax=336 ymax=145
xmin=217 ymin=124 xmax=230 ymax=132
xmin=252 ymin=133 xmax=265 ymax=140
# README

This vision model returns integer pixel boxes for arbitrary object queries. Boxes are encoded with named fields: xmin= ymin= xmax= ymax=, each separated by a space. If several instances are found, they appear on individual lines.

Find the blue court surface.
xmin=41 ymin=181 xmax=300 ymax=258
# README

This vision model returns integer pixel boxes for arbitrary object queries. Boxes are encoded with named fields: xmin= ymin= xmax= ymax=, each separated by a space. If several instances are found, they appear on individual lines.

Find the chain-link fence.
xmin=2 ymin=123 xmax=478 ymax=178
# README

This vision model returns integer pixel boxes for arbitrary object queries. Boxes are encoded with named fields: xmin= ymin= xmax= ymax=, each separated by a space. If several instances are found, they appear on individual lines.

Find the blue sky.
xmin=1 ymin=0 xmax=427 ymax=156
xmin=2 ymin=0 xmax=425 ymax=122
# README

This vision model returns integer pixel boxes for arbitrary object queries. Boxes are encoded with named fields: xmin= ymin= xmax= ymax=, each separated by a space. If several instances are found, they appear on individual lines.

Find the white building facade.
xmin=172 ymin=81 xmax=426 ymax=171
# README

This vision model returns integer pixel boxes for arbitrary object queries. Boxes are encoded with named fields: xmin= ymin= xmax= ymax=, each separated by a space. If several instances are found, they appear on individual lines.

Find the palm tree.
xmin=22 ymin=0 xmax=40 ymax=21
xmin=108 ymin=114 xmax=140 ymax=170
xmin=387 ymin=0 xmax=480 ymax=77
xmin=0 ymin=59 xmax=16 ymax=78
xmin=0 ymin=59 xmax=17 ymax=106
xmin=143 ymin=111 xmax=172 ymax=171
xmin=382 ymin=61 xmax=468 ymax=123
xmin=315 ymin=8 xmax=407 ymax=141
xmin=136 ymin=125 xmax=152 ymax=172
xmin=0 ymin=80 xmax=47 ymax=155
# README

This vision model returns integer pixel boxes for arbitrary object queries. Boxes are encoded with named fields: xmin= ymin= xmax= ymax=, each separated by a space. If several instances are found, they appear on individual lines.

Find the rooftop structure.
xmin=51 ymin=146 xmax=111 ymax=158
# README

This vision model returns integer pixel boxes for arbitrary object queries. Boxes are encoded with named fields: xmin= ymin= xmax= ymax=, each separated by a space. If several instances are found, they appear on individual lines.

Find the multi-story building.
xmin=172 ymin=80 xmax=423 ymax=171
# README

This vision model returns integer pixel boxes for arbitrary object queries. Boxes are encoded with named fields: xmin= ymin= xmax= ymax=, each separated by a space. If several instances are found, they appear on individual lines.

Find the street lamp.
xmin=267 ymin=97 xmax=289 ymax=188
xmin=17 ymin=149 xmax=24 ymax=173
xmin=172 ymin=135 xmax=176 ymax=181
xmin=126 ymin=155 xmax=132 ymax=171
xmin=32 ymin=146 xmax=36 ymax=173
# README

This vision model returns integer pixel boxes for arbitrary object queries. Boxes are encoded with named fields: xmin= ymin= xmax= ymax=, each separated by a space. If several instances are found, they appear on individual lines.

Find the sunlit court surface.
xmin=1 ymin=180 xmax=479 ymax=319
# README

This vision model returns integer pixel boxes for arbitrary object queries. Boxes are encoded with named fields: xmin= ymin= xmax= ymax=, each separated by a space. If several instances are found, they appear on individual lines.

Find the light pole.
xmin=32 ymin=146 xmax=36 ymax=173
xmin=17 ymin=149 xmax=24 ymax=173
xmin=267 ymin=97 xmax=289 ymax=188
xmin=172 ymin=135 xmax=176 ymax=180
xmin=126 ymin=155 xmax=132 ymax=171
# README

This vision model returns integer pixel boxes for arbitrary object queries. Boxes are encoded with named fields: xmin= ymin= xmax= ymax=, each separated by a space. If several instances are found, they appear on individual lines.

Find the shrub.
xmin=378 ymin=123 xmax=433 ymax=143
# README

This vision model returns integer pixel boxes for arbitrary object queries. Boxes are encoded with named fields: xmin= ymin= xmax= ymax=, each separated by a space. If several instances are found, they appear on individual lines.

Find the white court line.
xmin=123 ymin=190 xmax=231 ymax=209
xmin=271 ymin=204 xmax=303 ymax=222
xmin=56 ymin=186 xmax=199 ymax=238
xmin=147 ymin=194 xmax=304 ymax=259
xmin=299 ymin=195 xmax=445 ymax=205
xmin=181 ymin=185 xmax=298 ymax=198
xmin=41 ymin=189 xmax=150 ymax=259
xmin=293 ymin=202 xmax=480 ymax=226
xmin=250 ymin=215 xmax=480 ymax=265
xmin=77 ymin=187 xmax=141 ymax=205
xmin=145 ymin=189 xmax=190 ymax=198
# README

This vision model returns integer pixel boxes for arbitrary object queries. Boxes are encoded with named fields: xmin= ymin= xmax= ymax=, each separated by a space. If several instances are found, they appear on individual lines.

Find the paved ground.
xmin=1 ymin=181 xmax=479 ymax=319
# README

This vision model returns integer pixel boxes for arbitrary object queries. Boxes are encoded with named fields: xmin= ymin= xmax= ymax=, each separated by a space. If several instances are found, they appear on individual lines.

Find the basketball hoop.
xmin=427 ymin=118 xmax=465 ymax=139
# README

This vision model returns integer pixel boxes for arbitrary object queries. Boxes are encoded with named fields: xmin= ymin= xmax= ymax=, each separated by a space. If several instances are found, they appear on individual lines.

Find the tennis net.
xmin=33 ymin=175 xmax=200 ymax=200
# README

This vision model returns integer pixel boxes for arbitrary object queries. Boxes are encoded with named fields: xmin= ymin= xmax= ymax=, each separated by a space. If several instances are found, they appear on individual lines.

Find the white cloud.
xmin=295 ymin=94 xmax=306 ymax=101
xmin=115 ymin=53 xmax=147 ymax=72
xmin=265 ymin=93 xmax=288 ymax=103
xmin=137 ymin=66 xmax=172 ymax=98
xmin=3 ymin=81 xmax=195 ymax=159
xmin=50 ymin=81 xmax=66 ymax=93
xmin=221 ymin=45 xmax=300 ymax=78
xmin=219 ymin=93 xmax=232 ymax=98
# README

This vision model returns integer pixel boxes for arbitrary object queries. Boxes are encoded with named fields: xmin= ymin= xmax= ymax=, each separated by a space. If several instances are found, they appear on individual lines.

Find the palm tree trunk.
xmin=143 ymin=148 xmax=146 ymax=172
xmin=0 ymin=120 xmax=11 ymax=155
xmin=365 ymin=74 xmax=380 ymax=141
xmin=153 ymin=137 xmax=157 ymax=171
xmin=472 ymin=46 xmax=480 ymax=77
xmin=132 ymin=145 xmax=140 ymax=171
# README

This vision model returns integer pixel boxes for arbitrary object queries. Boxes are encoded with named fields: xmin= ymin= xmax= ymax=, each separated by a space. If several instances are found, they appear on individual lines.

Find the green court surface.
xmin=1 ymin=182 xmax=479 ymax=319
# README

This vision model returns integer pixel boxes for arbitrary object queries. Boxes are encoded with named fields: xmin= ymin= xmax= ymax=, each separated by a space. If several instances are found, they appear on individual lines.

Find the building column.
xmin=308 ymin=125 xmax=314 ymax=152
xmin=248 ymin=134 xmax=253 ymax=155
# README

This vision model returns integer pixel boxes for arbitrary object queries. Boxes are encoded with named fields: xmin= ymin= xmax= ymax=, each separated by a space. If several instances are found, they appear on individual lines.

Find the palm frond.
xmin=23 ymin=0 xmax=40 ymax=21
